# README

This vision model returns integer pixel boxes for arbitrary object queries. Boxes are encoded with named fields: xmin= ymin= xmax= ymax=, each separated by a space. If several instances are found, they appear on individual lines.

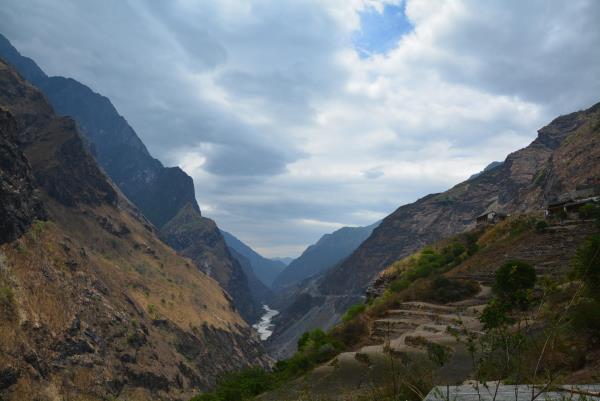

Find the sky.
xmin=1 ymin=0 xmax=600 ymax=257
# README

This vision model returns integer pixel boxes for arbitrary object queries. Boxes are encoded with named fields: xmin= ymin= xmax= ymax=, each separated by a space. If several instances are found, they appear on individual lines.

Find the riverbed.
xmin=253 ymin=304 xmax=279 ymax=341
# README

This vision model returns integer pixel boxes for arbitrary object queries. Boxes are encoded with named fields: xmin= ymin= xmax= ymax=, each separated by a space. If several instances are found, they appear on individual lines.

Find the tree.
xmin=493 ymin=260 xmax=536 ymax=310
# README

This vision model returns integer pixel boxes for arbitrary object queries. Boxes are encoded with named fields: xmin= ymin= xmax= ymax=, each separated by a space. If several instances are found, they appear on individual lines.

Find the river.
xmin=252 ymin=304 xmax=279 ymax=341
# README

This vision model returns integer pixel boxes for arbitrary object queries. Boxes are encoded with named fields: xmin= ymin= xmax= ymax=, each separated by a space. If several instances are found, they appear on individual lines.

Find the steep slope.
xmin=0 ymin=110 xmax=46 ymax=243
xmin=0 ymin=59 xmax=269 ymax=401
xmin=0 ymin=34 xmax=260 ymax=322
xmin=272 ymin=257 xmax=294 ymax=266
xmin=159 ymin=204 xmax=260 ymax=321
xmin=272 ymin=222 xmax=379 ymax=290
xmin=229 ymin=248 xmax=274 ymax=307
xmin=321 ymin=102 xmax=600 ymax=298
xmin=221 ymin=231 xmax=286 ymax=288
xmin=259 ymin=216 xmax=598 ymax=401
xmin=268 ymin=101 xmax=600 ymax=358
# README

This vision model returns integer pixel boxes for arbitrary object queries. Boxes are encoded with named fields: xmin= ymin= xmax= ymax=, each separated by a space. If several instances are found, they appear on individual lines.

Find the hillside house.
xmin=476 ymin=210 xmax=507 ymax=226
xmin=545 ymin=195 xmax=600 ymax=218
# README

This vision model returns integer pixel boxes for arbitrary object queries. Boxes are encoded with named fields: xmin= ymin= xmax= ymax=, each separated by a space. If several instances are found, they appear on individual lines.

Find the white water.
xmin=252 ymin=304 xmax=279 ymax=341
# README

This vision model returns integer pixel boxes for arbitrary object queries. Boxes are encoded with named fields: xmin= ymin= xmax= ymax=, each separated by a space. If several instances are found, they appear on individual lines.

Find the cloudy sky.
xmin=2 ymin=0 xmax=600 ymax=257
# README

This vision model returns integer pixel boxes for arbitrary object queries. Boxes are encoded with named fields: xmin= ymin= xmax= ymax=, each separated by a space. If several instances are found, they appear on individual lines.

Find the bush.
xmin=330 ymin=317 xmax=369 ymax=348
xmin=571 ymin=234 xmax=600 ymax=298
xmin=493 ymin=260 xmax=536 ymax=309
xmin=0 ymin=286 xmax=15 ymax=318
xmin=425 ymin=277 xmax=480 ymax=303
xmin=190 ymin=368 xmax=275 ymax=401
xmin=535 ymin=220 xmax=548 ymax=232
xmin=570 ymin=298 xmax=600 ymax=336
xmin=578 ymin=203 xmax=600 ymax=220
xmin=342 ymin=303 xmax=366 ymax=322
xmin=479 ymin=299 xmax=513 ymax=330
xmin=393 ymin=242 xmax=470 ymax=289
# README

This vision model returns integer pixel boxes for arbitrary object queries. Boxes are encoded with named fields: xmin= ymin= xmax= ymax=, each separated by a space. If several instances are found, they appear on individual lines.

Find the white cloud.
xmin=1 ymin=0 xmax=599 ymax=256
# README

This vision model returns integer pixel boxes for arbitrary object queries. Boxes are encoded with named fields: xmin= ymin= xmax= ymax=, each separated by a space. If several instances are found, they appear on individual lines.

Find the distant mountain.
xmin=0 ymin=59 xmax=270 ymax=399
xmin=222 ymin=231 xmax=286 ymax=288
xmin=468 ymin=161 xmax=504 ymax=180
xmin=272 ymin=222 xmax=379 ymax=290
xmin=0 ymin=33 xmax=261 ymax=322
xmin=272 ymin=257 xmax=295 ymax=266
xmin=229 ymin=248 xmax=274 ymax=307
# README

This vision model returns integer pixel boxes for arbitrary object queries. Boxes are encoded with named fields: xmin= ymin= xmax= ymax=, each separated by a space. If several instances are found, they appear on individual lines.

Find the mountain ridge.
xmin=221 ymin=230 xmax=286 ymax=288
xmin=272 ymin=221 xmax=379 ymax=291
xmin=0 ymin=59 xmax=270 ymax=401
xmin=267 ymin=101 xmax=600 ymax=358
xmin=0 ymin=34 xmax=261 ymax=322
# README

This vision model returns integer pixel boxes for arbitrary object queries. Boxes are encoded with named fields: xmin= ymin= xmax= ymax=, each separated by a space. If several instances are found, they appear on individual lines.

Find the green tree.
xmin=493 ymin=260 xmax=536 ymax=309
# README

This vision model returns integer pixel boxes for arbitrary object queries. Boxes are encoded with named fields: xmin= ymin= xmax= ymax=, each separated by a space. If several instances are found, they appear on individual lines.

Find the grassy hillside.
xmin=194 ymin=210 xmax=600 ymax=401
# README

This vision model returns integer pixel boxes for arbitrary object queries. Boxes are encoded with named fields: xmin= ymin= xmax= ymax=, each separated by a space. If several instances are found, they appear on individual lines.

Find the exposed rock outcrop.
xmin=0 ymin=109 xmax=46 ymax=244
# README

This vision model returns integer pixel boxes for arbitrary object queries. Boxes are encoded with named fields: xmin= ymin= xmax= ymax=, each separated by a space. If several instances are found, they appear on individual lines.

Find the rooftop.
xmin=424 ymin=384 xmax=600 ymax=401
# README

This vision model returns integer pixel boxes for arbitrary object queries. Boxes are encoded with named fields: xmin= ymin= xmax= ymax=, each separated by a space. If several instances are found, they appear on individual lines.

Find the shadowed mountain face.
xmin=0 ymin=110 xmax=46 ymax=243
xmin=221 ymin=231 xmax=286 ymax=288
xmin=267 ymin=102 xmax=600 ymax=358
xmin=0 ymin=33 xmax=196 ymax=228
xmin=0 ymin=59 xmax=270 ymax=401
xmin=0 ymin=34 xmax=261 ymax=322
xmin=272 ymin=222 xmax=379 ymax=291
xmin=272 ymin=257 xmax=294 ymax=266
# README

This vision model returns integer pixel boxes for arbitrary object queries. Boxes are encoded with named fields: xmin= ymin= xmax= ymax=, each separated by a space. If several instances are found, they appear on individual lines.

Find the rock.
xmin=0 ymin=367 xmax=19 ymax=390
xmin=0 ymin=108 xmax=46 ymax=244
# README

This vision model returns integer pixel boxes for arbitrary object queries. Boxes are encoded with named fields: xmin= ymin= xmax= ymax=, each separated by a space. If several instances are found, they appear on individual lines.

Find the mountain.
xmin=468 ymin=160 xmax=503 ymax=180
xmin=0 ymin=34 xmax=261 ymax=322
xmin=0 ymin=59 xmax=269 ymax=401
xmin=272 ymin=222 xmax=379 ymax=290
xmin=267 ymin=101 xmax=600 ymax=358
xmin=229 ymin=248 xmax=274 ymax=307
xmin=221 ymin=231 xmax=286 ymax=288
xmin=271 ymin=257 xmax=294 ymax=266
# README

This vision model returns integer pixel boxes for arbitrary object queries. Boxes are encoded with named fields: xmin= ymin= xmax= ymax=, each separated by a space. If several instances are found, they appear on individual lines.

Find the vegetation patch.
xmin=0 ymin=285 xmax=16 ymax=319
xmin=341 ymin=303 xmax=366 ymax=322
xmin=423 ymin=276 xmax=480 ymax=303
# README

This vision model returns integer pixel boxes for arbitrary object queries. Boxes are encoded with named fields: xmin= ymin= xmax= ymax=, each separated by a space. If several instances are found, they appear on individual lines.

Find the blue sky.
xmin=1 ymin=0 xmax=599 ymax=257
xmin=353 ymin=3 xmax=413 ymax=58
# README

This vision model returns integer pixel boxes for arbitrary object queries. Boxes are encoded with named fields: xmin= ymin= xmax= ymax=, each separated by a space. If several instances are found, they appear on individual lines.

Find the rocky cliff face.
xmin=0 ymin=59 xmax=270 ymax=401
xmin=0 ymin=109 xmax=46 ymax=243
xmin=268 ymin=101 xmax=600 ymax=358
xmin=0 ymin=34 xmax=261 ymax=323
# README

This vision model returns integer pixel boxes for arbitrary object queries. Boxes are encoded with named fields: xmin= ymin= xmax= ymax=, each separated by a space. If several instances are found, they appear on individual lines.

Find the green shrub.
xmin=0 ymin=286 xmax=16 ymax=318
xmin=190 ymin=368 xmax=275 ymax=401
xmin=535 ymin=220 xmax=548 ymax=232
xmin=342 ymin=303 xmax=366 ymax=322
xmin=479 ymin=299 xmax=513 ymax=330
xmin=425 ymin=277 xmax=480 ymax=303
xmin=391 ymin=242 xmax=471 ymax=291
xmin=570 ymin=298 xmax=600 ymax=336
xmin=578 ymin=203 xmax=600 ymax=220
xmin=331 ymin=317 xmax=369 ymax=348
xmin=493 ymin=260 xmax=536 ymax=309
xmin=571 ymin=234 xmax=600 ymax=298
